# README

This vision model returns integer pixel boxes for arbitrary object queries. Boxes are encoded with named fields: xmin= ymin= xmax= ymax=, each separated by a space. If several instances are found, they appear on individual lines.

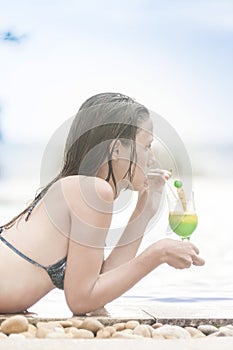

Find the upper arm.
xmin=61 ymin=176 xmax=114 ymax=246
xmin=61 ymin=176 xmax=114 ymax=312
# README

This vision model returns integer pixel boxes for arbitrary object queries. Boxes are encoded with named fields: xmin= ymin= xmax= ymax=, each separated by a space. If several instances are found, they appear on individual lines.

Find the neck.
xmin=96 ymin=164 xmax=129 ymax=199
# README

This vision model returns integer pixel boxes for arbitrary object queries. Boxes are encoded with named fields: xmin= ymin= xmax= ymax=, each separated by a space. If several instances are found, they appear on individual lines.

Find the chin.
xmin=128 ymin=181 xmax=146 ymax=192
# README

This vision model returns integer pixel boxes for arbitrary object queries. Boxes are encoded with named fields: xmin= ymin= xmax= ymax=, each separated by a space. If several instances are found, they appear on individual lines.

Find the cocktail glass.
xmin=168 ymin=191 xmax=198 ymax=241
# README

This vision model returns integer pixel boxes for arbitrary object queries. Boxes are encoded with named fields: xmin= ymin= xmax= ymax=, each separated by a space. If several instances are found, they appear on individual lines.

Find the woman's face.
xmin=113 ymin=117 xmax=156 ymax=192
xmin=98 ymin=117 xmax=156 ymax=195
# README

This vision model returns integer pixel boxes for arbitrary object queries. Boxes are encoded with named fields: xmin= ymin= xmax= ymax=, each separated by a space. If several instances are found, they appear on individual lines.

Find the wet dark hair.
xmin=3 ymin=92 xmax=149 ymax=228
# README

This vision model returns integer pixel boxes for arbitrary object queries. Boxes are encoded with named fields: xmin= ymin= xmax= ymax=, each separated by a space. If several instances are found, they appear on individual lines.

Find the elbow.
xmin=65 ymin=292 xmax=104 ymax=316
xmin=65 ymin=293 xmax=88 ymax=315
xmin=67 ymin=301 xmax=104 ymax=316
xmin=69 ymin=304 xmax=90 ymax=316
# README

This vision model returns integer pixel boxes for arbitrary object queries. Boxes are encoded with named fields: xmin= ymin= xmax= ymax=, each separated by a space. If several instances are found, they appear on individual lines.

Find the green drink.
xmin=169 ymin=212 xmax=198 ymax=240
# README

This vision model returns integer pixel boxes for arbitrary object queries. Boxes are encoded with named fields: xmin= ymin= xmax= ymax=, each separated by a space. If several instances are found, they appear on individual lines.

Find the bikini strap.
xmin=0 ymin=235 xmax=47 ymax=270
xmin=25 ymin=189 xmax=48 ymax=222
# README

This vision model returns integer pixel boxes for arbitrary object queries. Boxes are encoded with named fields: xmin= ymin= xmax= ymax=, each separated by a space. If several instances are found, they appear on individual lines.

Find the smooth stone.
xmin=112 ymin=322 xmax=126 ymax=331
xmin=133 ymin=325 xmax=152 ymax=338
xmin=81 ymin=318 xmax=104 ymax=333
xmin=207 ymin=332 xmax=221 ymax=337
xmin=36 ymin=327 xmax=53 ymax=338
xmin=217 ymin=327 xmax=233 ymax=337
xmin=0 ymin=315 xmax=29 ymax=334
xmin=185 ymin=326 xmax=206 ymax=338
xmin=53 ymin=327 xmax=65 ymax=333
xmin=125 ymin=320 xmax=140 ymax=330
xmin=225 ymin=325 xmax=233 ymax=330
xmin=198 ymin=324 xmax=218 ymax=335
xmin=96 ymin=329 xmax=112 ymax=338
xmin=64 ymin=326 xmax=79 ymax=334
xmin=70 ymin=329 xmax=94 ymax=339
xmin=69 ymin=319 xmax=83 ymax=328
xmin=21 ymin=331 xmax=35 ymax=338
xmin=112 ymin=331 xmax=142 ymax=339
xmin=37 ymin=321 xmax=62 ymax=330
xmin=28 ymin=324 xmax=37 ymax=334
xmin=152 ymin=325 xmax=191 ymax=339
xmin=103 ymin=326 xmax=116 ymax=336
xmin=152 ymin=322 xmax=163 ymax=329
xmin=58 ymin=320 xmax=73 ymax=327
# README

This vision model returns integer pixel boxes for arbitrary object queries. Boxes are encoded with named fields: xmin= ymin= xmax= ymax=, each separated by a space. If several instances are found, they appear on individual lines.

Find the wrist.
xmin=142 ymin=242 xmax=166 ymax=270
xmin=153 ymin=239 xmax=168 ymax=265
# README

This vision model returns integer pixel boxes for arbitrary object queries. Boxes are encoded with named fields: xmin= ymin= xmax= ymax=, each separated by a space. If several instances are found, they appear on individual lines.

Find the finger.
xmin=189 ymin=243 xmax=200 ymax=255
xmin=164 ymin=172 xmax=171 ymax=180
xmin=148 ymin=169 xmax=171 ymax=179
xmin=192 ymin=256 xmax=205 ymax=266
xmin=148 ymin=168 xmax=167 ymax=174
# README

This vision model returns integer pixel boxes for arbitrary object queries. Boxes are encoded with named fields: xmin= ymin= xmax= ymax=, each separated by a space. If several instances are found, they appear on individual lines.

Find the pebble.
xmin=96 ymin=329 xmax=112 ymax=338
xmin=71 ymin=329 xmax=95 ymax=339
xmin=0 ymin=316 xmax=232 ymax=340
xmin=152 ymin=325 xmax=191 ymax=339
xmin=64 ymin=326 xmax=79 ymax=334
xmin=28 ymin=324 xmax=37 ymax=334
xmin=0 ymin=315 xmax=29 ymax=335
xmin=81 ymin=318 xmax=104 ymax=333
xmin=112 ymin=331 xmax=142 ymax=339
xmin=69 ymin=319 xmax=83 ymax=328
xmin=36 ymin=327 xmax=53 ymax=339
xmin=125 ymin=320 xmax=140 ymax=329
xmin=185 ymin=326 xmax=206 ymax=338
xmin=112 ymin=322 xmax=126 ymax=331
xmin=103 ymin=326 xmax=116 ymax=336
xmin=225 ymin=325 xmax=233 ymax=330
xmin=152 ymin=322 xmax=163 ymax=329
xmin=133 ymin=324 xmax=152 ymax=338
xmin=58 ymin=320 xmax=73 ymax=328
xmin=37 ymin=321 xmax=62 ymax=330
xmin=21 ymin=331 xmax=35 ymax=338
xmin=46 ymin=332 xmax=73 ymax=339
xmin=198 ymin=324 xmax=218 ymax=335
xmin=213 ymin=327 xmax=233 ymax=337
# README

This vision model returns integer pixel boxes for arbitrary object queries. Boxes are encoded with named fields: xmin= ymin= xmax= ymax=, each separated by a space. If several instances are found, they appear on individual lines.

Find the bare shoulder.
xmin=60 ymin=175 xmax=114 ymax=211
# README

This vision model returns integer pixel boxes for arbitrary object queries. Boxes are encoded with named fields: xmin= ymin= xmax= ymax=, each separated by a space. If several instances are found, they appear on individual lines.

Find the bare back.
xmin=0 ymin=178 xmax=73 ymax=312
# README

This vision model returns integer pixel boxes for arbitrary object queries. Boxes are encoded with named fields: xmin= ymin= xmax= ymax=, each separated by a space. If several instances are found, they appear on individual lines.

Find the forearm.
xmin=73 ymin=243 xmax=164 ymax=314
xmin=101 ymin=208 xmax=152 ymax=272
xmin=67 ymin=237 xmax=205 ymax=315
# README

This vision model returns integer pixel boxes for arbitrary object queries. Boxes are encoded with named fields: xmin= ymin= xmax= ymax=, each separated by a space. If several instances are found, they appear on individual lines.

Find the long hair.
xmin=2 ymin=93 xmax=149 ymax=229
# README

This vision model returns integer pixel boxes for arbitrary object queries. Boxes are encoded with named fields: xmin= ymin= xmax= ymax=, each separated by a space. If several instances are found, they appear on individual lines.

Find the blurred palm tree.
xmin=0 ymin=30 xmax=26 ymax=43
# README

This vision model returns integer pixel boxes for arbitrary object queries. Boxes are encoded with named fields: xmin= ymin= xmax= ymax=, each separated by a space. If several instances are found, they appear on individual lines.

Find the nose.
xmin=148 ymin=149 xmax=159 ymax=169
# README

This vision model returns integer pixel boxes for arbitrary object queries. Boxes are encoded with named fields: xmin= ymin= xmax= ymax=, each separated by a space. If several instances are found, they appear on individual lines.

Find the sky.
xmin=0 ymin=0 xmax=232 ymax=145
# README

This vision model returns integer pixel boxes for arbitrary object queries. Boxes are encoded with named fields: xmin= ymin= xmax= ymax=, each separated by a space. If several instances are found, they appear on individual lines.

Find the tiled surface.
xmin=1 ymin=301 xmax=233 ymax=326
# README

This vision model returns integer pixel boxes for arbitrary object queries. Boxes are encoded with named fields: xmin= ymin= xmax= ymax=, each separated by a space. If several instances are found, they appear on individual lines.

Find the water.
xmin=0 ymin=142 xmax=233 ymax=317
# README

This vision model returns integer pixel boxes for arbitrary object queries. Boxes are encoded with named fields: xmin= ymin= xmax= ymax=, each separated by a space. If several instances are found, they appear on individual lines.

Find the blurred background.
xmin=0 ymin=0 xmax=232 ymax=316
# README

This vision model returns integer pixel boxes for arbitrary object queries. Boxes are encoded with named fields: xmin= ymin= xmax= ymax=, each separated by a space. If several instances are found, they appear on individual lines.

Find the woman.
xmin=0 ymin=93 xmax=204 ymax=314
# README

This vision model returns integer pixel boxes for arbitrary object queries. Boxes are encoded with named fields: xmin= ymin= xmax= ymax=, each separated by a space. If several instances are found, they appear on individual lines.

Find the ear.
xmin=109 ymin=139 xmax=121 ymax=161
